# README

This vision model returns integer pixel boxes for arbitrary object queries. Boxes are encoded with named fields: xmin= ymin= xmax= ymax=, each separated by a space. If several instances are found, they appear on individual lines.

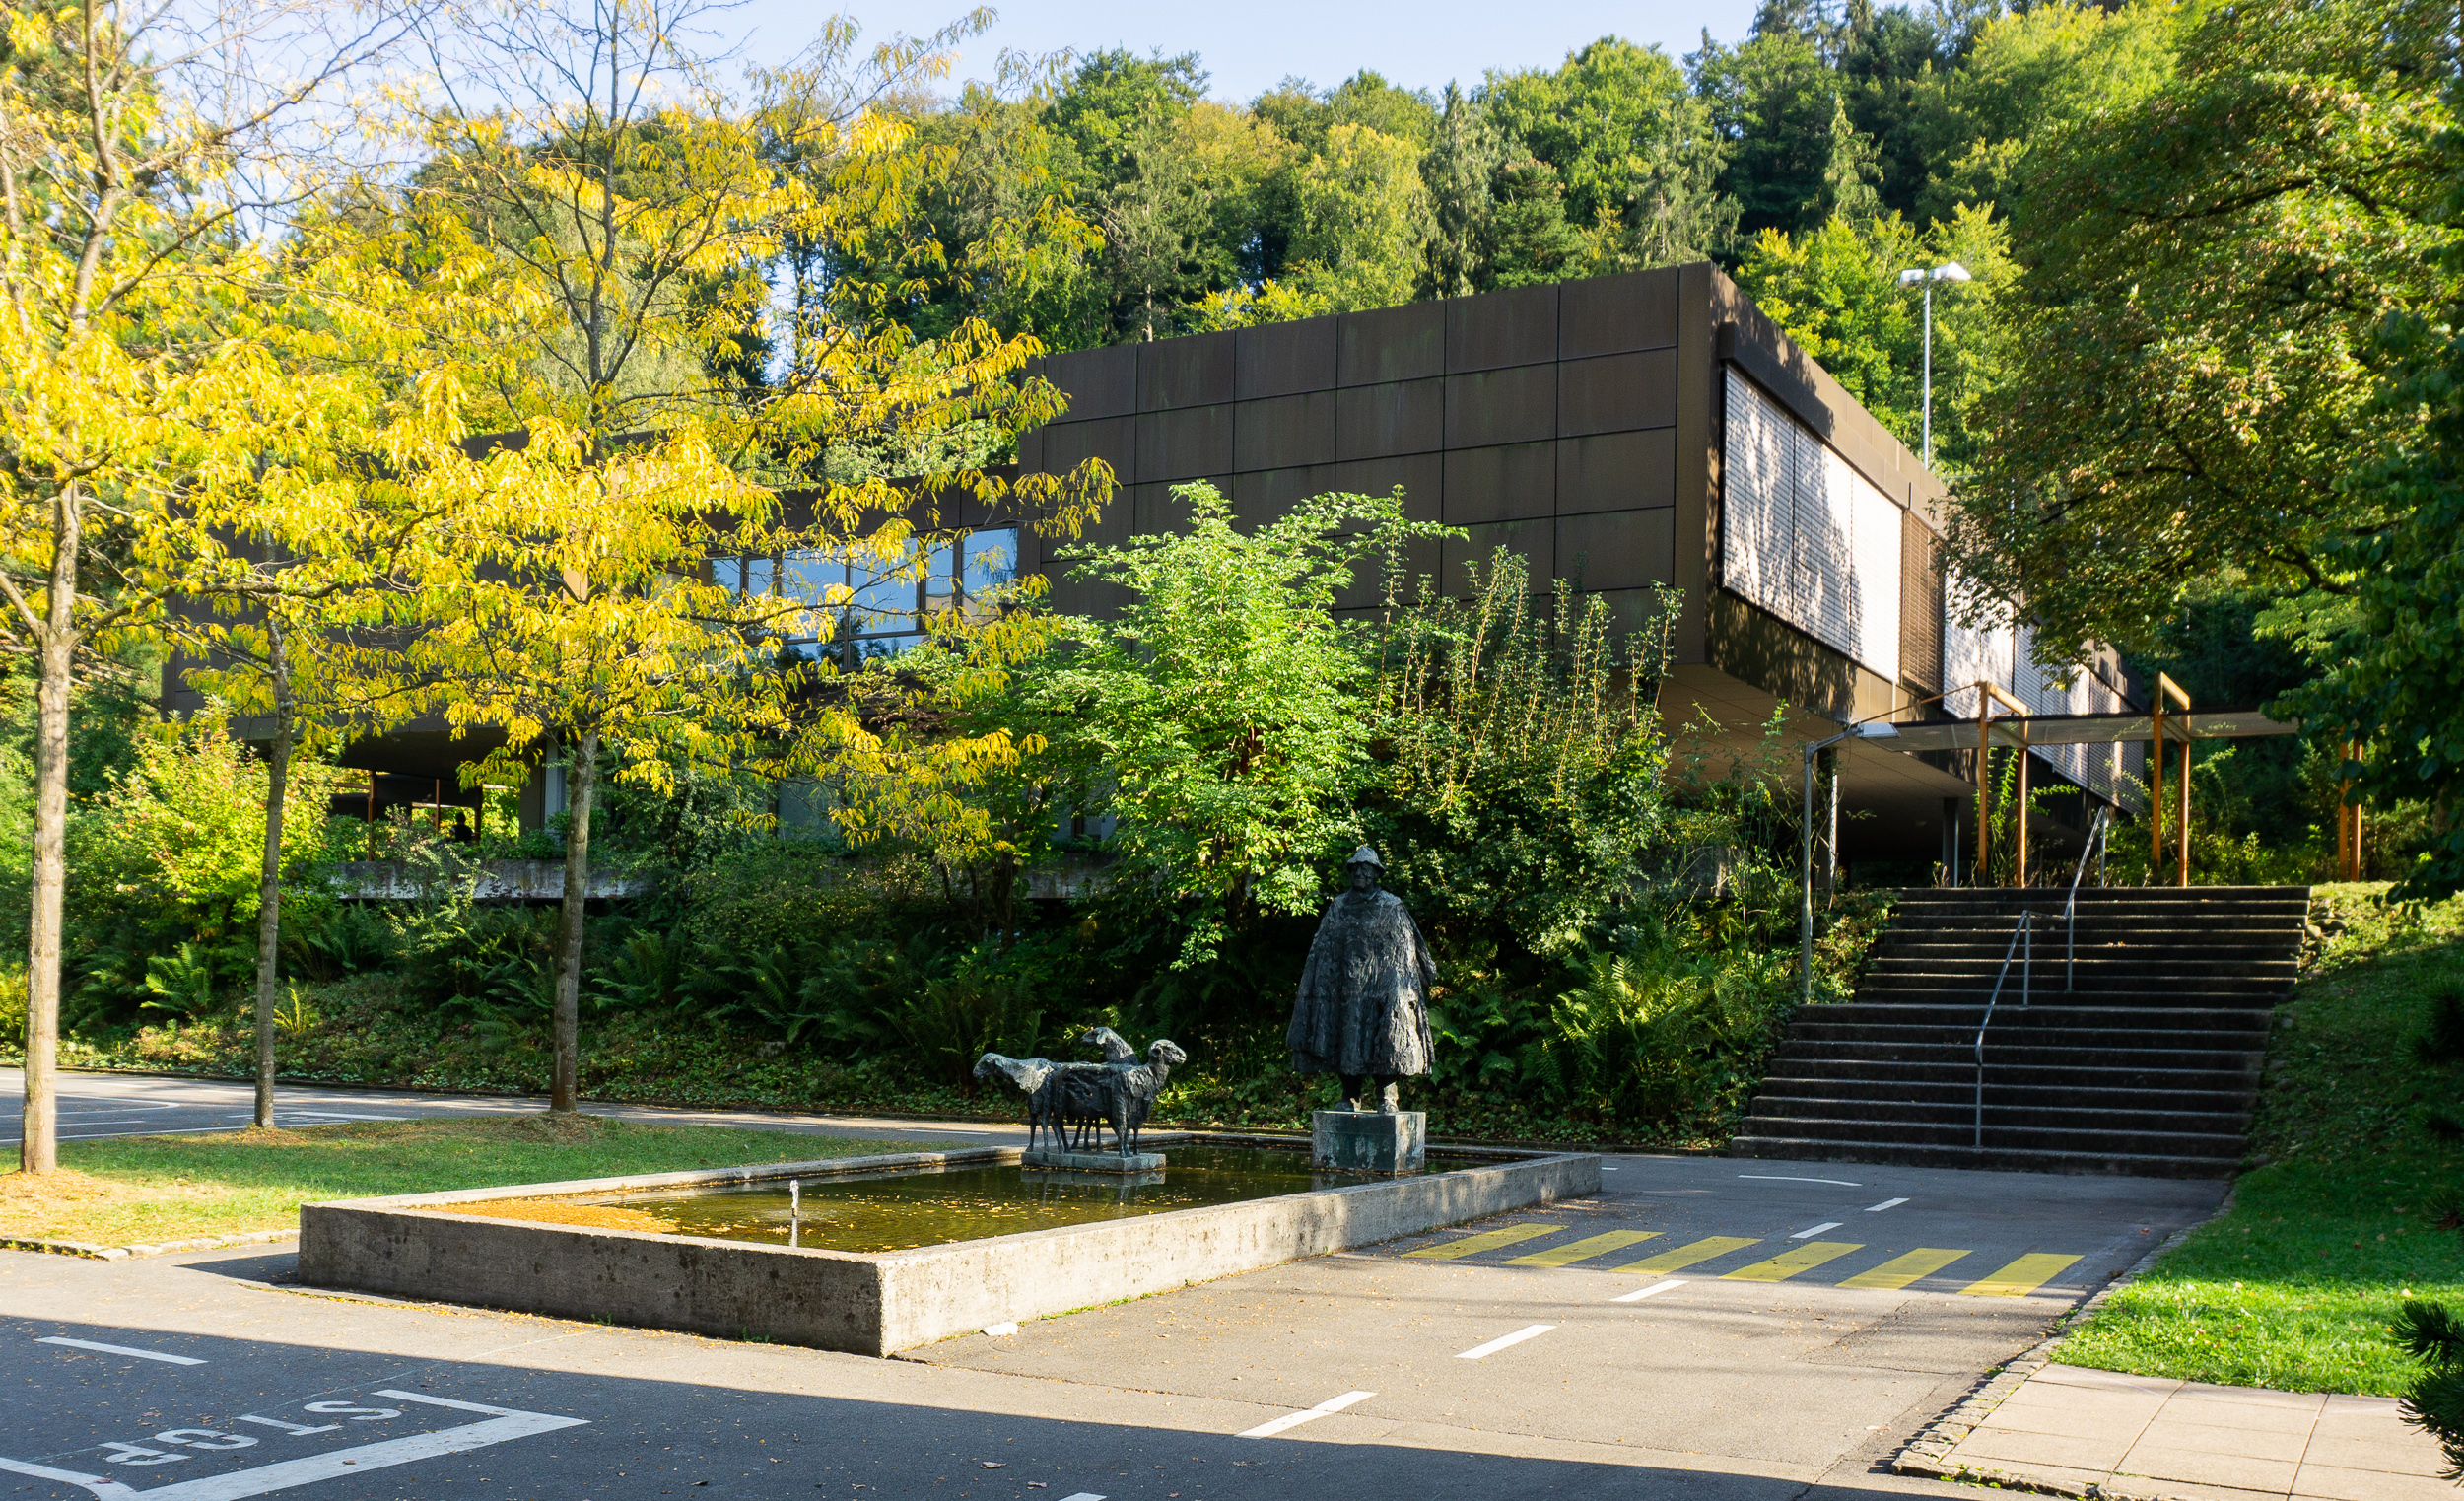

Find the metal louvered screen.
xmin=1899 ymin=512 xmax=1943 ymax=693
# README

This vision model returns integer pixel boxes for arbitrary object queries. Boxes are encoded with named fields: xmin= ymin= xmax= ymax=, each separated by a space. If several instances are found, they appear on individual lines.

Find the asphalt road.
xmin=0 ymin=1148 xmax=2224 ymax=1501
xmin=0 ymin=1068 xmax=1028 ymax=1150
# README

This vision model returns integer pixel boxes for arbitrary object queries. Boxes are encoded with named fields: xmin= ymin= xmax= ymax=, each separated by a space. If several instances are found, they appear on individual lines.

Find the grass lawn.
xmin=2056 ymin=883 xmax=2464 ymax=1395
xmin=0 ymin=1114 xmax=935 ymax=1249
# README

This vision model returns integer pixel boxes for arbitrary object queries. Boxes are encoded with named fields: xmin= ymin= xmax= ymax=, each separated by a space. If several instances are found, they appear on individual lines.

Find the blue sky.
xmin=718 ymin=1 xmax=1767 ymax=102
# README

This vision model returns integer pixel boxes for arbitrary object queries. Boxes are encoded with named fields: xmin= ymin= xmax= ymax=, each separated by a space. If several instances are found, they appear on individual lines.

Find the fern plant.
xmin=2395 ymin=1300 xmax=2464 ymax=1479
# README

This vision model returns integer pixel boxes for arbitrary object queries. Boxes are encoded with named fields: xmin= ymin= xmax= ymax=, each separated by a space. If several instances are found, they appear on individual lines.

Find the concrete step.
xmin=1753 ymin=1073 xmax=2257 ymax=1113
xmin=1741 ymin=1093 xmax=2252 ymax=1137
xmin=1876 ymin=939 xmax=2299 ymax=961
xmin=1786 ymin=1021 xmax=2270 ymax=1051
xmin=1766 ymin=1056 xmax=2262 ymax=1093
xmin=1731 ymin=1112 xmax=2247 ymax=1160
xmin=1801 ymin=1002 xmax=2272 ymax=1034
xmin=1770 ymin=1036 xmax=2263 ymax=1068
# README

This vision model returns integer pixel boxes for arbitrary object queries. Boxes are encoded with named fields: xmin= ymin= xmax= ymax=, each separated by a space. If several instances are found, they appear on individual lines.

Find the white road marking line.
xmin=0 ymin=1390 xmax=589 ymax=1501
xmin=1790 ymin=1221 xmax=1844 ymax=1240
xmin=37 ymin=1337 xmax=205 ymax=1365
xmin=1865 ymin=1197 xmax=1909 ymax=1212
xmin=1055 ymin=1493 xmax=1108 ymax=1500
xmin=1739 ymin=1175 xmax=1863 ymax=1186
xmin=1455 ymin=1325 xmax=1554 ymax=1360
xmin=1611 ymin=1278 xmax=1688 ymax=1303
xmin=1236 ymin=1390 xmax=1375 ymax=1439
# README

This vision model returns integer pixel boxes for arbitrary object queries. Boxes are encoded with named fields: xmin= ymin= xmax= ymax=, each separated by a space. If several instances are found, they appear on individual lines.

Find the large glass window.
xmin=719 ymin=526 xmax=1023 ymax=667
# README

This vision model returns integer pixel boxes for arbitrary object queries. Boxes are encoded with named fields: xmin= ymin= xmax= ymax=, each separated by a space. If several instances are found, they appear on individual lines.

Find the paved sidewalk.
xmin=1911 ymin=1361 xmax=2447 ymax=1501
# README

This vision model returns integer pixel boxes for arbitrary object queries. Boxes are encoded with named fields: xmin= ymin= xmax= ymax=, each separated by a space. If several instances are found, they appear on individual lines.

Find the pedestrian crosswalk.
xmin=1401 ymin=1222 xmax=2082 ymax=1296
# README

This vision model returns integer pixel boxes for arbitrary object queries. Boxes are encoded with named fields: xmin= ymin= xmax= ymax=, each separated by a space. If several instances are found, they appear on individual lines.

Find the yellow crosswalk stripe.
xmin=1960 ymin=1254 xmax=2083 ymax=1297
xmin=1506 ymin=1230 xmax=1660 ymax=1267
xmin=1404 ymin=1223 xmax=1561 ymax=1260
xmin=1608 ymin=1235 xmax=1762 ymax=1274
xmin=1723 ymin=1241 xmax=1864 ymax=1282
xmin=1839 ymin=1248 xmax=1972 ymax=1290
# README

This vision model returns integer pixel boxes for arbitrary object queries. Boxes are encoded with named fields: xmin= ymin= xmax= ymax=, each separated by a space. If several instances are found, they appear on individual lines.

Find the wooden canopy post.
xmin=2152 ymin=674 xmax=2192 ymax=887
xmin=2338 ymin=739 xmax=2363 ymax=881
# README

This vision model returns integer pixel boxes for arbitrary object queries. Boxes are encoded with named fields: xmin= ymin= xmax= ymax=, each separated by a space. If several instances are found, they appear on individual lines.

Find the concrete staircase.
xmin=1731 ymin=886 xmax=2310 ymax=1179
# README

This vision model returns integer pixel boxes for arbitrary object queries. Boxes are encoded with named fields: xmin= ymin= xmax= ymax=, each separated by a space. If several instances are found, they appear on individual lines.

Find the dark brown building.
xmin=1009 ymin=262 xmax=2142 ymax=872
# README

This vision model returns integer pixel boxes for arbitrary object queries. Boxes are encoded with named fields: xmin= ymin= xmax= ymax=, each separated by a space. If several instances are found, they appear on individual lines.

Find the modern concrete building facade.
xmin=1010 ymin=262 xmax=2144 ymax=872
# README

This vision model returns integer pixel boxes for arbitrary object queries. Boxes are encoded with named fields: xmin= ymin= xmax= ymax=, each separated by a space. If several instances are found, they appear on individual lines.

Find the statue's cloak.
xmin=1286 ymin=889 xmax=1438 ymax=1077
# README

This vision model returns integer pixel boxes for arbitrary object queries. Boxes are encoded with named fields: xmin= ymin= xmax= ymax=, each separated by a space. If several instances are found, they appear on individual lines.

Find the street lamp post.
xmin=1896 ymin=261 xmax=1971 ymax=467
xmin=1800 ymin=719 xmax=1902 ymax=1004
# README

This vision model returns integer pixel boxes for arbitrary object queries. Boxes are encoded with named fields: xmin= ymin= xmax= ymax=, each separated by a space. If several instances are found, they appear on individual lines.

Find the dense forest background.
xmin=853 ymin=0 xmax=2169 ymax=473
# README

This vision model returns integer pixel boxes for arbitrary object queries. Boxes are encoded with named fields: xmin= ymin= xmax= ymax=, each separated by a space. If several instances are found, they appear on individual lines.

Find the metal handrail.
xmin=2065 ymin=805 xmax=2113 ymax=993
xmin=1973 ymin=910 xmax=2033 ymax=1150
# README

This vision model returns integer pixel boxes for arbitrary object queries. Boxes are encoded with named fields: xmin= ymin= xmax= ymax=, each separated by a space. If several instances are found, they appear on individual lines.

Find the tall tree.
xmin=1419 ymin=83 xmax=1501 ymax=297
xmin=400 ymin=0 xmax=1106 ymax=1111
xmin=1483 ymin=37 xmax=1736 ymax=271
xmin=0 ymin=0 xmax=411 ymax=1172
xmin=1951 ymin=0 xmax=2451 ymax=664
xmin=1692 ymin=27 xmax=1837 ymax=238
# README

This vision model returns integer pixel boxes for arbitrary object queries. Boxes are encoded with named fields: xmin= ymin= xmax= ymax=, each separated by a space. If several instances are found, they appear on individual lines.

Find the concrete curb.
xmin=1889 ymin=1194 xmax=2229 ymax=1498
xmin=2 ymin=1227 xmax=298 ymax=1262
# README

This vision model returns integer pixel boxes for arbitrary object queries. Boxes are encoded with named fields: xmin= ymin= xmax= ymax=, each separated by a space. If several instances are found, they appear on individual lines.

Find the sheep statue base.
xmin=976 ymin=1029 xmax=1187 ymax=1175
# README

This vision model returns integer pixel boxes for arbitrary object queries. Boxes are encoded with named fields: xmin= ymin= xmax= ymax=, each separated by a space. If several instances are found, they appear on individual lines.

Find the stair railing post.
xmin=1801 ymin=743 xmax=1816 ymax=1006
xmin=1975 ymin=909 xmax=2031 ymax=1152
xmin=2065 ymin=805 xmax=2110 ymax=994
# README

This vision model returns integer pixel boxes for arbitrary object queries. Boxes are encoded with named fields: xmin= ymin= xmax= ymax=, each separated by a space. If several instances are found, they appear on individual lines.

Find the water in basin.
xmin=459 ymin=1143 xmax=1478 ymax=1253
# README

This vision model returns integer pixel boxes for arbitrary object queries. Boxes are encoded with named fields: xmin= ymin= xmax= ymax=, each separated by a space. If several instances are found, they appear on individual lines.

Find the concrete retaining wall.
xmin=298 ymin=1137 xmax=1598 ymax=1356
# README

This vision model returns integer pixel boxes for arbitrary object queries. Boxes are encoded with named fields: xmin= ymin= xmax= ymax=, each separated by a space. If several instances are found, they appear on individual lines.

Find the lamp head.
xmin=1897 ymin=268 xmax=1925 ymax=287
xmin=1934 ymin=261 xmax=1972 ymax=283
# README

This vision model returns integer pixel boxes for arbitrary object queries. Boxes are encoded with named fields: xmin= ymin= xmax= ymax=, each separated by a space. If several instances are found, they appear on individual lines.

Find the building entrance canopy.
xmin=1870 ymin=708 xmax=2297 ymax=753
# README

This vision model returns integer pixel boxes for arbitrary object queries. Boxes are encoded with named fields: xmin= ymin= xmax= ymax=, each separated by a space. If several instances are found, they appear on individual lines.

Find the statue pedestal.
xmin=1312 ymin=1110 xmax=1426 ymax=1175
xmin=1022 ymin=1148 xmax=1165 ymax=1173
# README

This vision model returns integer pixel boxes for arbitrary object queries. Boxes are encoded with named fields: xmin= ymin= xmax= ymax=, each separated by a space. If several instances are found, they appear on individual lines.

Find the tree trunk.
xmin=251 ymin=625 xmax=295 ymax=1130
xmin=550 ymin=730 xmax=599 ymax=1113
xmin=20 ymin=490 xmax=82 ymax=1175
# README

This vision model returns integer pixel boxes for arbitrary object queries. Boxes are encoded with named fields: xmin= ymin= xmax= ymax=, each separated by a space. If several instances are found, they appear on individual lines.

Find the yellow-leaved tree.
xmin=0 ymin=0 xmax=415 ymax=1171
xmin=391 ymin=0 xmax=1109 ymax=1111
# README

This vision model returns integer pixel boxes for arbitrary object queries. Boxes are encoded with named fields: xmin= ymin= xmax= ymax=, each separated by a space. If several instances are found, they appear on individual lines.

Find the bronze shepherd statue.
xmin=1286 ymin=845 xmax=1437 ymax=1113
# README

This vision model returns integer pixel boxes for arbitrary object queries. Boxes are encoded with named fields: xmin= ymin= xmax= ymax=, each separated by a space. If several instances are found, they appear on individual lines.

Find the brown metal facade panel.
xmin=1675 ymin=261 xmax=1717 ymax=665
xmin=1558 ymin=268 xmax=1682 ymax=360
xmin=1237 ymin=315 xmax=1340 ymax=398
xmin=1705 ymin=590 xmax=1861 ymax=721
xmin=1134 ymin=405 xmax=1235 ymax=483
xmin=1132 ymin=478 xmax=1227 ymax=534
xmin=1137 ymin=330 xmax=1237 ymax=411
xmin=1338 ymin=300 xmax=1445 ymax=386
xmin=1446 ymin=517 xmax=1552 ymax=592
xmin=1232 ymin=464 xmax=1338 ymax=526
xmin=1043 ymin=417 xmax=1135 ymax=484
xmin=1335 ymin=378 xmax=1443 ymax=460
xmin=1444 ymin=364 xmax=1557 ymax=449
xmin=1557 ymin=349 xmax=1679 ymax=438
xmin=1051 ymin=357 xmax=1129 ymax=432
xmin=1557 ymin=430 xmax=1677 ymax=515
xmin=1234 ymin=390 xmax=1337 ymax=472
xmin=1046 ymin=345 xmax=1136 ymax=420
xmin=1555 ymin=509 xmax=1675 ymax=593
xmin=1446 ymin=283 xmax=1558 ymax=373
xmin=1899 ymin=509 xmax=1945 ymax=693
xmin=1012 ymin=425 xmax=1044 ymax=475
xmin=1335 ymin=452 xmax=1443 ymax=517
xmin=1442 ymin=443 xmax=1554 ymax=525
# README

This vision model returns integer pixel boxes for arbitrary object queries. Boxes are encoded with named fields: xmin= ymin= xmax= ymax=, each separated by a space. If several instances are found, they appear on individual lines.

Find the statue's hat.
xmin=1344 ymin=844 xmax=1384 ymax=869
